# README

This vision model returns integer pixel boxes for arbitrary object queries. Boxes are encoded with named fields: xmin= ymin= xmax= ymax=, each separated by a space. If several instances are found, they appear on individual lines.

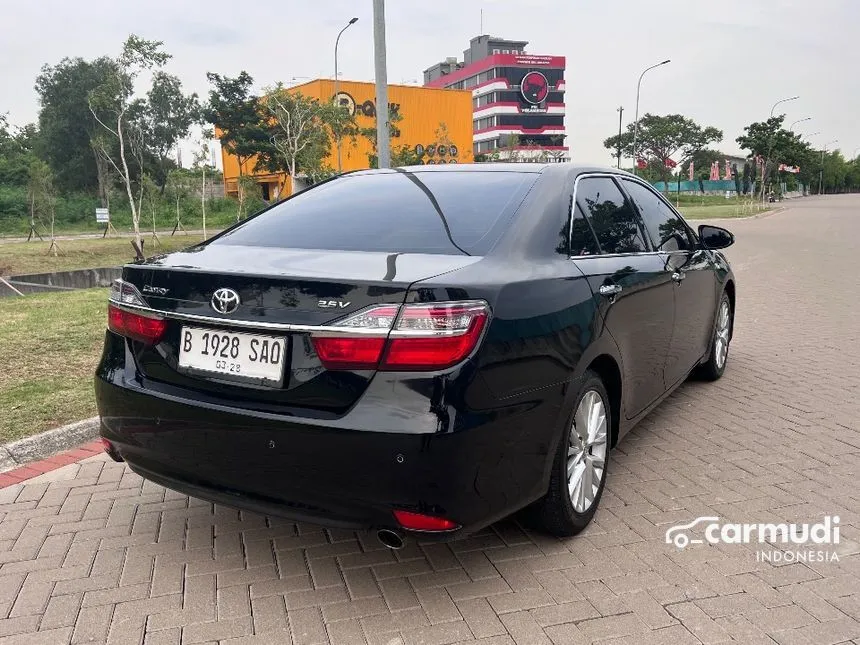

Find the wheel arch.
xmin=723 ymin=279 xmax=736 ymax=339
xmin=584 ymin=354 xmax=622 ymax=448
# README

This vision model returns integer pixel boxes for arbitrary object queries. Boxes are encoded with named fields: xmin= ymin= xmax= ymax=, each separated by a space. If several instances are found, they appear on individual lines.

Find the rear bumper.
xmin=95 ymin=361 xmax=563 ymax=539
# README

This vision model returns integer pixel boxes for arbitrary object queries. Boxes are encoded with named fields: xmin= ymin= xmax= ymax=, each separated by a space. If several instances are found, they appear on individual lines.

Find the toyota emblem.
xmin=211 ymin=288 xmax=240 ymax=314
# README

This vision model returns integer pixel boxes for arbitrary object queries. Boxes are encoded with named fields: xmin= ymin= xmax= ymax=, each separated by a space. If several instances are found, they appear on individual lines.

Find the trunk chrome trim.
xmin=111 ymin=299 xmax=492 ymax=338
xmin=110 ymin=302 xmax=387 ymax=335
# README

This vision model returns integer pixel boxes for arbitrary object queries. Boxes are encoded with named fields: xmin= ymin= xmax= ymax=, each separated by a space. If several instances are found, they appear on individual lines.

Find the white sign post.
xmin=96 ymin=208 xmax=116 ymax=237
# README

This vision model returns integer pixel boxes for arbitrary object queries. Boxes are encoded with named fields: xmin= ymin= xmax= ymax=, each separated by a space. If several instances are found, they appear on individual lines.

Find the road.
xmin=0 ymin=196 xmax=858 ymax=644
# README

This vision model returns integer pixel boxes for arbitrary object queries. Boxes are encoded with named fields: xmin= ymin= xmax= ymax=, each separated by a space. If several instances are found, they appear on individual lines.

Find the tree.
xmin=736 ymin=116 xmax=811 ymax=197
xmin=89 ymin=35 xmax=170 ymax=250
xmin=144 ymin=71 xmax=199 ymax=191
xmin=603 ymin=113 xmax=723 ymax=185
xmin=35 ymin=56 xmax=118 ymax=192
xmin=205 ymin=72 xmax=268 ymax=177
xmin=27 ymin=160 xmax=58 ymax=254
xmin=191 ymin=130 xmax=213 ymax=239
xmin=259 ymin=87 xmax=343 ymax=182
xmin=0 ymin=115 xmax=37 ymax=187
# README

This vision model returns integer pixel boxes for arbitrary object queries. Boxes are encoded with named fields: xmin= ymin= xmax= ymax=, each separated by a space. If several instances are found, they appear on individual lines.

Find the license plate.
xmin=178 ymin=326 xmax=286 ymax=385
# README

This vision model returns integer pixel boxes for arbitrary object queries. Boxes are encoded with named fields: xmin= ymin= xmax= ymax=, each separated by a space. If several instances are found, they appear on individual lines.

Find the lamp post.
xmin=616 ymin=106 xmax=623 ymax=168
xmin=819 ymin=139 xmax=838 ymax=195
xmin=761 ymin=95 xmax=799 ymax=201
xmin=334 ymin=17 xmax=358 ymax=173
xmin=789 ymin=117 xmax=811 ymax=131
xmin=631 ymin=59 xmax=670 ymax=176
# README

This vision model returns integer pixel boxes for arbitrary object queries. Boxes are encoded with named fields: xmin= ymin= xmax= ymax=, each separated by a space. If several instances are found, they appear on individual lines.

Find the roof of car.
xmin=349 ymin=163 xmax=636 ymax=177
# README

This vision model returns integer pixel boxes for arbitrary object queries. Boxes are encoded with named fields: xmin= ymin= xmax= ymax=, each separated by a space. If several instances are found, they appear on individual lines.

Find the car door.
xmin=570 ymin=175 xmax=676 ymax=419
xmin=620 ymin=179 xmax=718 ymax=387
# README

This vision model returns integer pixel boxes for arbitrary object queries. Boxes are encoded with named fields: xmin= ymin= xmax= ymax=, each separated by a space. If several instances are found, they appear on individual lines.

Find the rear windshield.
xmin=212 ymin=170 xmax=538 ymax=255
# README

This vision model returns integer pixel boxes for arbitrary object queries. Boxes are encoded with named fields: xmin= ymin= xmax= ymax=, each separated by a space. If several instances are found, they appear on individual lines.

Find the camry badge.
xmin=211 ymin=288 xmax=241 ymax=314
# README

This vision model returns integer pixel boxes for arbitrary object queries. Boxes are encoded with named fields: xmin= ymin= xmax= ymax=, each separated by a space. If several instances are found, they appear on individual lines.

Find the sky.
xmin=1 ymin=0 xmax=858 ymax=165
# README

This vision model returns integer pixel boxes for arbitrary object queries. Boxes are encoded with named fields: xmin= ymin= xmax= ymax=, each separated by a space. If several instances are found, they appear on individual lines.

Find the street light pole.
xmin=372 ymin=0 xmax=391 ymax=169
xmin=334 ymin=17 xmax=358 ymax=173
xmin=789 ymin=117 xmax=811 ymax=131
xmin=819 ymin=139 xmax=838 ymax=195
xmin=631 ymin=59 xmax=670 ymax=176
xmin=761 ymin=95 xmax=799 ymax=201
xmin=616 ymin=106 xmax=624 ymax=168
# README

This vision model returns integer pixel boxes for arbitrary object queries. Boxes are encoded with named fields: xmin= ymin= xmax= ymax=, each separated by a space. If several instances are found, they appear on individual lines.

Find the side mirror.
xmin=698 ymin=225 xmax=734 ymax=250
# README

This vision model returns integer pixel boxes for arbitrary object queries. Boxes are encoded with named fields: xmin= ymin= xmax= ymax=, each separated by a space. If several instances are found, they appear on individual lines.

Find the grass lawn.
xmin=0 ymin=289 xmax=106 ymax=443
xmin=680 ymin=203 xmax=770 ymax=220
xmin=0 ymin=234 xmax=206 ymax=276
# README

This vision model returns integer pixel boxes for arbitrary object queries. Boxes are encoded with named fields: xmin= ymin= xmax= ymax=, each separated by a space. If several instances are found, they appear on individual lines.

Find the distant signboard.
xmin=95 ymin=208 xmax=109 ymax=223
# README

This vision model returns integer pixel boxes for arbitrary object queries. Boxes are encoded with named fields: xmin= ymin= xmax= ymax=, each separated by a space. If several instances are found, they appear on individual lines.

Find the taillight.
xmin=385 ymin=303 xmax=488 ymax=370
xmin=108 ymin=304 xmax=167 ymax=345
xmin=311 ymin=337 xmax=386 ymax=370
xmin=393 ymin=510 xmax=460 ymax=532
xmin=311 ymin=301 xmax=489 ymax=371
xmin=107 ymin=279 xmax=166 ymax=345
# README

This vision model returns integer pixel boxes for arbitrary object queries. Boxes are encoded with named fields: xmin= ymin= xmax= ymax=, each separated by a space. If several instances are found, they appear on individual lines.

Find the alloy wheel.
xmin=715 ymin=300 xmax=731 ymax=369
xmin=567 ymin=390 xmax=608 ymax=513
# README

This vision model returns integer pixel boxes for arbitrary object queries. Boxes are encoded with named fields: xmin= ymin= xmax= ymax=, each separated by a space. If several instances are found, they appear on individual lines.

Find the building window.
xmin=474 ymin=139 xmax=500 ymax=155
xmin=473 ymin=116 xmax=497 ymax=131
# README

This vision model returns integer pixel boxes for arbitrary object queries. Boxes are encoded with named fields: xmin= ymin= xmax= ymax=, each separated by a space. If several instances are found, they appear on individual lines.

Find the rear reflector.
xmin=108 ymin=304 xmax=167 ymax=345
xmin=393 ymin=510 xmax=460 ymax=532
xmin=312 ymin=301 xmax=489 ymax=371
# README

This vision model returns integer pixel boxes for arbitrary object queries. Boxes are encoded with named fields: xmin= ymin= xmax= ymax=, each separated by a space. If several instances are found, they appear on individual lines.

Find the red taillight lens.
xmin=311 ymin=336 xmax=386 ymax=370
xmin=312 ymin=301 xmax=489 ymax=372
xmin=108 ymin=304 xmax=167 ymax=345
xmin=383 ymin=309 xmax=487 ymax=370
xmin=393 ymin=510 xmax=459 ymax=532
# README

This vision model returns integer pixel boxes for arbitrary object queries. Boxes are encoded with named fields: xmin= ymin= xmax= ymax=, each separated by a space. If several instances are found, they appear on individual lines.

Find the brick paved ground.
xmin=1 ymin=196 xmax=859 ymax=645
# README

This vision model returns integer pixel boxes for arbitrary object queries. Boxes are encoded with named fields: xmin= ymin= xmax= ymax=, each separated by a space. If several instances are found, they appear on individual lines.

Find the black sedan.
xmin=95 ymin=163 xmax=735 ymax=547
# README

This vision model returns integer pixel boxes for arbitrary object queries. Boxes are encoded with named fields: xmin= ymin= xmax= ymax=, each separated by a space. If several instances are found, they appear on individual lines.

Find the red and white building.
xmin=423 ymin=35 xmax=567 ymax=161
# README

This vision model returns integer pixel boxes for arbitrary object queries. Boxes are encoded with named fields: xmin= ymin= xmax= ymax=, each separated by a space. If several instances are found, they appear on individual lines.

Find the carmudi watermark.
xmin=665 ymin=515 xmax=840 ymax=563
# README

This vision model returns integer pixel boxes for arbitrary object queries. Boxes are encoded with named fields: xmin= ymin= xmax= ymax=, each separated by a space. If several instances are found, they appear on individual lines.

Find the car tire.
xmin=696 ymin=292 xmax=732 ymax=381
xmin=532 ymin=370 xmax=610 ymax=537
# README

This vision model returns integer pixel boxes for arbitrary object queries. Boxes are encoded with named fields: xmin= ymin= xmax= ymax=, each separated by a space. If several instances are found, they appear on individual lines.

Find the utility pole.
xmin=373 ymin=0 xmax=391 ymax=169
xmin=616 ymin=106 xmax=624 ymax=168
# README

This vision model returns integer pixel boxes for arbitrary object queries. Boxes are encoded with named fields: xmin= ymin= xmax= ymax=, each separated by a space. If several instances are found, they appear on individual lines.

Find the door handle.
xmin=671 ymin=271 xmax=686 ymax=283
xmin=599 ymin=284 xmax=622 ymax=296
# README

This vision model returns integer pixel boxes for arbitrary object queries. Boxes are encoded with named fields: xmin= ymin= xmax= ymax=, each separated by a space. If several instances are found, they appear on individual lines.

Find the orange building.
xmin=220 ymin=79 xmax=474 ymax=199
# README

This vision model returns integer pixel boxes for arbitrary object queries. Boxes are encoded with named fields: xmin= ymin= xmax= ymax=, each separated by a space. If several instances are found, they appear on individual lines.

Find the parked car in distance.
xmin=95 ymin=164 xmax=735 ymax=548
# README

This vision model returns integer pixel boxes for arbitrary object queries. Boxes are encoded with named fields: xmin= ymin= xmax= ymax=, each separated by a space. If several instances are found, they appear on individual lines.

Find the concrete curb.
xmin=0 ymin=417 xmax=100 ymax=474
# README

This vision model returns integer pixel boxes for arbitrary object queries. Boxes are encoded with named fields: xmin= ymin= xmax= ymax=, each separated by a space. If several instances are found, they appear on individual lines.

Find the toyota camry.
xmin=95 ymin=163 xmax=735 ymax=547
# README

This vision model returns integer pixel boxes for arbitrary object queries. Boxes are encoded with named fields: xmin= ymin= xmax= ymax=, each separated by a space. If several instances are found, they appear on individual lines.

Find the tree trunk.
xmin=117 ymin=112 xmax=140 ymax=246
xmin=201 ymin=166 xmax=207 ymax=240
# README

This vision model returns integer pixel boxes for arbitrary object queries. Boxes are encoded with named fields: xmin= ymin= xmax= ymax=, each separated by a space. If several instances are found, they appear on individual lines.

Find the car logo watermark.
xmin=666 ymin=515 xmax=841 ymax=563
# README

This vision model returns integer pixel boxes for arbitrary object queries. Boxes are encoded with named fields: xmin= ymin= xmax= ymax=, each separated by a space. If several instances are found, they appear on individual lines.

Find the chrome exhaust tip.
xmin=377 ymin=528 xmax=406 ymax=550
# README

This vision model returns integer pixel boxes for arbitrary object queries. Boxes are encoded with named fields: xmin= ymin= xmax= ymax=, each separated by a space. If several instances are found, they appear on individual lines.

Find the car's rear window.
xmin=212 ymin=170 xmax=538 ymax=255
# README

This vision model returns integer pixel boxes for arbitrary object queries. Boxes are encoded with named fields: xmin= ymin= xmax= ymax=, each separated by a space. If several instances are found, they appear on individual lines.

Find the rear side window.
xmin=212 ymin=171 xmax=537 ymax=255
xmin=576 ymin=177 xmax=649 ymax=254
